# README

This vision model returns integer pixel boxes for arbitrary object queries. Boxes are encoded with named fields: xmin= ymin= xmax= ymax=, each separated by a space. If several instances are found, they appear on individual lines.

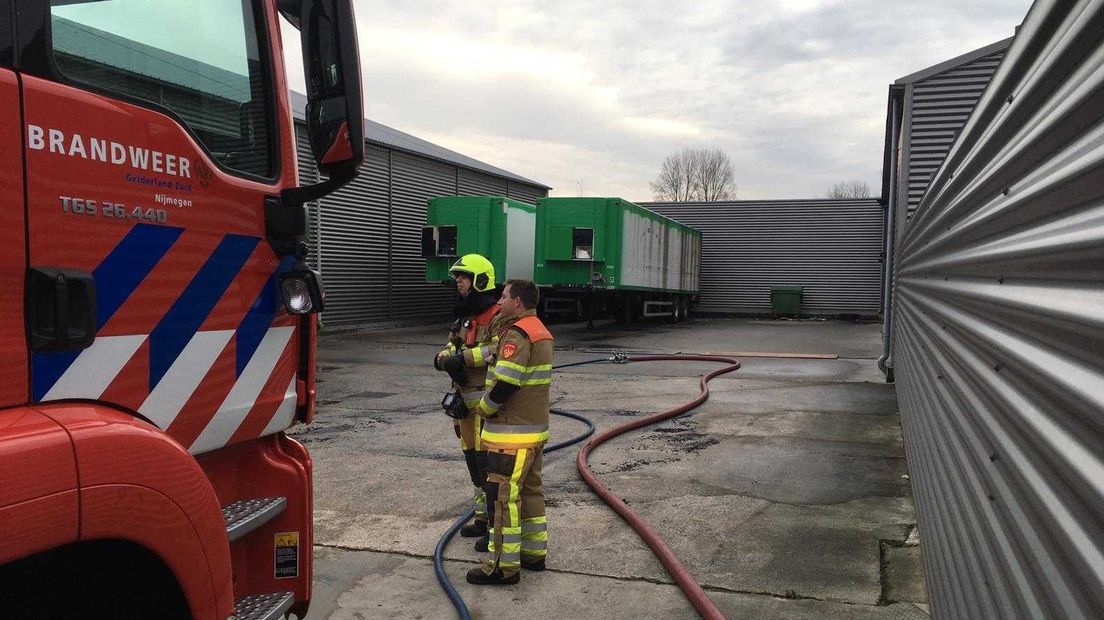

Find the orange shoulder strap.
xmin=475 ymin=304 xmax=500 ymax=327
xmin=465 ymin=305 xmax=501 ymax=346
xmin=512 ymin=316 xmax=554 ymax=343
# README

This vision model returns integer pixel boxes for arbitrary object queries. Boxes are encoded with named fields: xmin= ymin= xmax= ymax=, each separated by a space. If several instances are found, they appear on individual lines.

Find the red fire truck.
xmin=0 ymin=1 xmax=362 ymax=618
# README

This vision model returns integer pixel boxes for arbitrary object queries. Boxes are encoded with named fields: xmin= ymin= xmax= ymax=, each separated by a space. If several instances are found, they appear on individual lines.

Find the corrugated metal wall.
xmin=459 ymin=168 xmax=509 ymax=196
xmin=390 ymin=153 xmax=456 ymax=320
xmin=903 ymin=50 xmax=1005 ymax=221
xmin=894 ymin=1 xmax=1104 ymax=617
xmin=645 ymin=199 xmax=883 ymax=315
xmin=312 ymin=146 xmax=393 ymax=325
xmin=294 ymin=121 xmax=549 ymax=328
xmin=881 ymin=39 xmax=1011 ymax=380
xmin=505 ymin=181 xmax=546 ymax=206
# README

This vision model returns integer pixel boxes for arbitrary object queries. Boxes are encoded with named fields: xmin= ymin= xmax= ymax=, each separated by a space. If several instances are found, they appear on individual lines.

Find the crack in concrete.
xmin=314 ymin=542 xmax=899 ymax=608
xmin=550 ymin=489 xmax=915 ymax=517
xmin=878 ymin=537 xmax=914 ymax=606
xmin=319 ymin=333 xmax=881 ymax=361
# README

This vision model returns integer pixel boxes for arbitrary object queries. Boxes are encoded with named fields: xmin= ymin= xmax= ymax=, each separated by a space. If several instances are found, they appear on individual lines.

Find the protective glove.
xmin=432 ymin=351 xmax=467 ymax=385
xmin=440 ymin=352 xmax=465 ymax=373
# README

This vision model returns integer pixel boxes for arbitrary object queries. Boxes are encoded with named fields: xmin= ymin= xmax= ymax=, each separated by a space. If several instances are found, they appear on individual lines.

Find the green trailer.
xmin=534 ymin=197 xmax=701 ymax=322
xmin=422 ymin=195 xmax=536 ymax=286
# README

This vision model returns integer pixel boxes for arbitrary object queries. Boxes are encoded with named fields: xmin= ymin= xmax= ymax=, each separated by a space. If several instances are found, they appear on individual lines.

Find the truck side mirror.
xmin=285 ymin=0 xmax=364 ymax=177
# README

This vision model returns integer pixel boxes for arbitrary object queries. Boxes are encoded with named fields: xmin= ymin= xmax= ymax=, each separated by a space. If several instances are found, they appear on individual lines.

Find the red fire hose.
xmin=576 ymin=354 xmax=741 ymax=620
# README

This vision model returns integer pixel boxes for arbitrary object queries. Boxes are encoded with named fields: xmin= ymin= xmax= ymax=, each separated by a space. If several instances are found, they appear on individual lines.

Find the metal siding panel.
xmin=295 ymin=126 xmax=545 ymax=328
xmin=620 ymin=210 xmax=656 ymax=287
xmin=317 ymin=145 xmax=392 ymax=326
xmin=390 ymin=152 xmax=456 ymax=321
xmin=646 ymin=199 xmax=884 ymax=315
xmin=505 ymin=205 xmax=536 ymax=280
xmin=905 ymin=52 xmax=1005 ymax=222
xmin=894 ymin=2 xmax=1104 ymax=617
xmin=458 ymin=168 xmax=509 ymax=197
xmin=296 ymin=120 xmax=391 ymax=326
xmin=507 ymin=182 xmax=547 ymax=205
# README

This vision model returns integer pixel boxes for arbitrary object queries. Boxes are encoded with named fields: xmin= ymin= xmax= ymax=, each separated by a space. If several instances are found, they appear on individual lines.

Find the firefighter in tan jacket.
xmin=434 ymin=255 xmax=501 ymax=538
xmin=466 ymin=279 xmax=553 ymax=586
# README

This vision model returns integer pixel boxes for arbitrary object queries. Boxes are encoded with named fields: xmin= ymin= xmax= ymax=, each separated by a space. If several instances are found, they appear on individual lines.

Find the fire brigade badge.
xmin=197 ymin=161 xmax=213 ymax=189
xmin=501 ymin=343 xmax=518 ymax=359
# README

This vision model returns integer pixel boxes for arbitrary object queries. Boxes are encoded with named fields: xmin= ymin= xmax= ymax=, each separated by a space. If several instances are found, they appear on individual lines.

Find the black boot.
xmin=521 ymin=556 xmax=546 ymax=571
xmin=460 ymin=519 xmax=487 ymax=538
xmin=466 ymin=567 xmax=519 ymax=585
xmin=474 ymin=534 xmax=488 ymax=552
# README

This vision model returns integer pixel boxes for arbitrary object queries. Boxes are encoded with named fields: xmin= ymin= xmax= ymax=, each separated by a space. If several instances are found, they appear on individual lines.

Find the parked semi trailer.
xmin=535 ymin=197 xmax=701 ymax=322
xmin=423 ymin=195 xmax=537 ymax=286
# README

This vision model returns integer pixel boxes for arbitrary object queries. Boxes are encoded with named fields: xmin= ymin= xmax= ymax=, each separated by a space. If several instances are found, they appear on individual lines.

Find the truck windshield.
xmin=49 ymin=0 xmax=274 ymax=178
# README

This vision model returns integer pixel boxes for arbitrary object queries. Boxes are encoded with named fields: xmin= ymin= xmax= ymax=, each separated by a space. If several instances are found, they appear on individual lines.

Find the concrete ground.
xmin=291 ymin=317 xmax=928 ymax=619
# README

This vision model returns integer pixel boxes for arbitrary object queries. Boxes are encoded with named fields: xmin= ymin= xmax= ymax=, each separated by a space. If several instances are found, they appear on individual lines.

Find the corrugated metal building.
xmin=290 ymin=93 xmax=550 ymax=328
xmin=886 ymin=38 xmax=1012 ymax=229
xmin=879 ymin=37 xmax=1012 ymax=378
xmin=644 ymin=199 xmax=884 ymax=316
xmin=892 ymin=0 xmax=1104 ymax=617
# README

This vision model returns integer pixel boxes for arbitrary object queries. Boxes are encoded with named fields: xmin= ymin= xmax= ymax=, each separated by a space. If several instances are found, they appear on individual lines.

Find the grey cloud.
xmin=347 ymin=0 xmax=1031 ymax=199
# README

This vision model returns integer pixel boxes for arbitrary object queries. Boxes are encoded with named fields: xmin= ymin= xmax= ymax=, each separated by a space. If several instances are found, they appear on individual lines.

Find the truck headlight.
xmin=280 ymin=268 xmax=325 ymax=314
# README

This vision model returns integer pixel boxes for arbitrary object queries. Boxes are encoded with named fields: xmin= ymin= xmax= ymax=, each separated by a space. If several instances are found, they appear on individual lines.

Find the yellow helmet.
xmin=448 ymin=254 xmax=495 ymax=292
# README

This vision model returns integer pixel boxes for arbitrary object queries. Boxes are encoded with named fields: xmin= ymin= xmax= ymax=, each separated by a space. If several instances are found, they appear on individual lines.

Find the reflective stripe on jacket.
xmin=477 ymin=310 xmax=554 ymax=448
xmin=441 ymin=304 xmax=500 ymax=394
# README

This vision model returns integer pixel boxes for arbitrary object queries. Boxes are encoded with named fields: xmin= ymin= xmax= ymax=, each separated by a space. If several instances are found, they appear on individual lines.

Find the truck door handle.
xmin=26 ymin=267 xmax=98 ymax=352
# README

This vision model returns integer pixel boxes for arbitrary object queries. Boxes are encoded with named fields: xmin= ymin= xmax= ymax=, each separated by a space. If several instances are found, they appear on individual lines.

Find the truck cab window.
xmin=48 ymin=0 xmax=274 ymax=178
xmin=1 ymin=2 xmax=12 ymax=67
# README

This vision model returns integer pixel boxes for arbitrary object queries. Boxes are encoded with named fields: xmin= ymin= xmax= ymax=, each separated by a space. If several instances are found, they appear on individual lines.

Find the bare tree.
xmin=693 ymin=147 xmax=736 ymax=201
xmin=649 ymin=148 xmax=695 ymax=201
xmin=650 ymin=147 xmax=737 ymax=202
xmin=824 ymin=180 xmax=872 ymax=199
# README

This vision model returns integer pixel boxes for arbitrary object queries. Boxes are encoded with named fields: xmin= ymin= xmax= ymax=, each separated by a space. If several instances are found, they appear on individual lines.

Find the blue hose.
xmin=432 ymin=359 xmax=606 ymax=619
xmin=433 ymin=508 xmax=477 ymax=618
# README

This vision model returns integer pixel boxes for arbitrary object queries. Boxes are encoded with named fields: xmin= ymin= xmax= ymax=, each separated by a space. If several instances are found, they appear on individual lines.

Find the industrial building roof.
xmin=289 ymin=91 xmax=550 ymax=189
xmin=894 ymin=37 xmax=1013 ymax=85
xmin=880 ymin=37 xmax=1014 ymax=202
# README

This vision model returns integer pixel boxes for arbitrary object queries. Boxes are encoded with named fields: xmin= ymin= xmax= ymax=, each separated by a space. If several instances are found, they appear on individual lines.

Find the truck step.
xmin=233 ymin=591 xmax=294 ymax=620
xmin=223 ymin=496 xmax=287 ymax=542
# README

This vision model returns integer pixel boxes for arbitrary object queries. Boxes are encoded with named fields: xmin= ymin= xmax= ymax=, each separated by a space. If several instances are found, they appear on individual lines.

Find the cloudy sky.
xmin=285 ymin=0 xmax=1032 ymax=200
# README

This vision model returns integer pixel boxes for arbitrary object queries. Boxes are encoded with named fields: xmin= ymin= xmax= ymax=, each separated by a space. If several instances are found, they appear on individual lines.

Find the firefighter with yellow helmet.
xmin=434 ymin=254 xmax=501 ymax=540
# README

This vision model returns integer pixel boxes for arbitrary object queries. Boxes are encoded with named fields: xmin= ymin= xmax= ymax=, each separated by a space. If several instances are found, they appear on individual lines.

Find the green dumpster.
xmin=770 ymin=286 xmax=803 ymax=317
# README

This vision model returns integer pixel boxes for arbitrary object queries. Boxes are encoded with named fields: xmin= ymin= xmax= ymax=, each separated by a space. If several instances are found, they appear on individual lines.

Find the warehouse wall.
xmin=295 ymin=122 xmax=549 ymax=328
xmin=879 ymin=38 xmax=1012 ymax=380
xmin=900 ymin=47 xmax=1006 ymax=223
xmin=894 ymin=1 xmax=1104 ymax=617
xmin=646 ymin=199 xmax=884 ymax=316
